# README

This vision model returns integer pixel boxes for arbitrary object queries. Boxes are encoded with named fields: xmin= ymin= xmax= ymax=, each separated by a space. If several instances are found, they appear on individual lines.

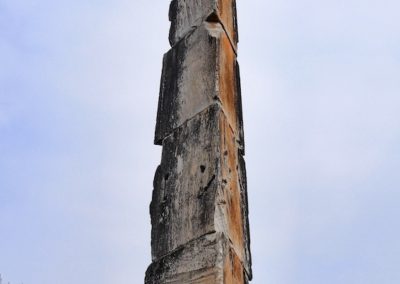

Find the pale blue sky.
xmin=1 ymin=0 xmax=400 ymax=283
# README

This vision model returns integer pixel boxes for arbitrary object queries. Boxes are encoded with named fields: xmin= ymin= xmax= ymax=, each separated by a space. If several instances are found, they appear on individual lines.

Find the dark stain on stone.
xmin=198 ymin=175 xmax=216 ymax=199
xmin=206 ymin=12 xmax=220 ymax=23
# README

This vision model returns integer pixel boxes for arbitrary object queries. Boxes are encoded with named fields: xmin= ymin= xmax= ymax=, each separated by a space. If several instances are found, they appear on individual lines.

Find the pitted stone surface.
xmin=145 ymin=233 xmax=222 ymax=284
xmin=168 ymin=0 xmax=238 ymax=48
xmin=238 ymin=155 xmax=252 ymax=277
xmin=151 ymin=105 xmax=248 ymax=272
xmin=147 ymin=1 xmax=251 ymax=283
xmin=155 ymin=22 xmax=244 ymax=152
xmin=145 ymin=232 xmax=247 ymax=284
xmin=151 ymin=105 xmax=220 ymax=261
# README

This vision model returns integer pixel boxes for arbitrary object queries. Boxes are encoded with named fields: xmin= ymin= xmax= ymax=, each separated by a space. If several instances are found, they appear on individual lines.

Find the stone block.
xmin=168 ymin=0 xmax=238 ymax=48
xmin=155 ymin=22 xmax=244 ymax=153
xmin=145 ymin=232 xmax=247 ymax=284
xmin=145 ymin=233 xmax=221 ymax=284
xmin=150 ymin=104 xmax=251 ymax=278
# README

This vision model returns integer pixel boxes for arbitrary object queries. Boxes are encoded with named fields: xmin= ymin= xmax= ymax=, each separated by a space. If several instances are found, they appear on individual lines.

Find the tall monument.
xmin=145 ymin=1 xmax=252 ymax=283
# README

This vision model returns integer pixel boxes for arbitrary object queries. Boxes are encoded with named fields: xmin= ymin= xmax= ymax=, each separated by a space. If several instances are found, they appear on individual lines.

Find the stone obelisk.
xmin=145 ymin=1 xmax=252 ymax=283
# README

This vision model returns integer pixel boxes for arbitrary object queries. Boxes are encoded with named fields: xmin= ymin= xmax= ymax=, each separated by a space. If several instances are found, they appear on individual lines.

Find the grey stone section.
xmin=168 ymin=0 xmax=239 ymax=48
xmin=151 ymin=105 xmax=220 ymax=261
xmin=150 ymin=104 xmax=252 ymax=279
xmin=145 ymin=232 xmax=249 ymax=284
xmin=145 ymin=232 xmax=223 ymax=284
xmin=238 ymin=154 xmax=252 ymax=277
xmin=155 ymin=22 xmax=244 ymax=153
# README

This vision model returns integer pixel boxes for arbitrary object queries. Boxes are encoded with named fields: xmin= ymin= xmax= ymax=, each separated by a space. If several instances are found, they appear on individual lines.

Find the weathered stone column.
xmin=145 ymin=1 xmax=252 ymax=283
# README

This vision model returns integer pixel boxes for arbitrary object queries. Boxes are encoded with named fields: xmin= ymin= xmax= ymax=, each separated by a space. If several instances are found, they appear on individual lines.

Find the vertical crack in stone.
xmin=198 ymin=174 xmax=216 ymax=199
xmin=146 ymin=1 xmax=252 ymax=283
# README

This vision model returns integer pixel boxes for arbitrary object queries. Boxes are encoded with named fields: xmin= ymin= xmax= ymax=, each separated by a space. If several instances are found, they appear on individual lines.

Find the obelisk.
xmin=145 ymin=1 xmax=252 ymax=283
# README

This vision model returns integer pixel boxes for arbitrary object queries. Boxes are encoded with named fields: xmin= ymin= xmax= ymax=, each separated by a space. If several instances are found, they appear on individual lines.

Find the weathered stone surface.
xmin=223 ymin=243 xmax=250 ymax=284
xmin=155 ymin=22 xmax=244 ymax=153
xmin=169 ymin=0 xmax=238 ymax=49
xmin=151 ymin=105 xmax=220 ymax=261
xmin=151 ymin=104 xmax=251 ymax=278
xmin=145 ymin=233 xmax=221 ymax=284
xmin=238 ymin=155 xmax=252 ymax=278
xmin=147 ymin=1 xmax=251 ymax=283
xmin=145 ymin=232 xmax=247 ymax=284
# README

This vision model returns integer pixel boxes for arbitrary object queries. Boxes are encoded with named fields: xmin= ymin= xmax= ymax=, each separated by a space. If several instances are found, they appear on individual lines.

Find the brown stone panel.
xmin=168 ymin=0 xmax=238 ymax=48
xmin=218 ymin=32 xmax=245 ymax=153
xmin=223 ymin=246 xmax=247 ymax=284
xmin=215 ymin=111 xmax=248 ymax=270
xmin=155 ymin=22 xmax=244 ymax=151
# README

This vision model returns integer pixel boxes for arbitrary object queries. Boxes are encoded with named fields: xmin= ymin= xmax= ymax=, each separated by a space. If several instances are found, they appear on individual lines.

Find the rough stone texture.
xmin=151 ymin=105 xmax=251 ymax=279
xmin=169 ymin=0 xmax=238 ymax=49
xmin=146 ymin=1 xmax=251 ymax=283
xmin=146 ymin=233 xmax=222 ymax=284
xmin=155 ymin=22 xmax=244 ymax=153
xmin=238 ymin=155 xmax=252 ymax=275
xmin=145 ymin=233 xmax=247 ymax=284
